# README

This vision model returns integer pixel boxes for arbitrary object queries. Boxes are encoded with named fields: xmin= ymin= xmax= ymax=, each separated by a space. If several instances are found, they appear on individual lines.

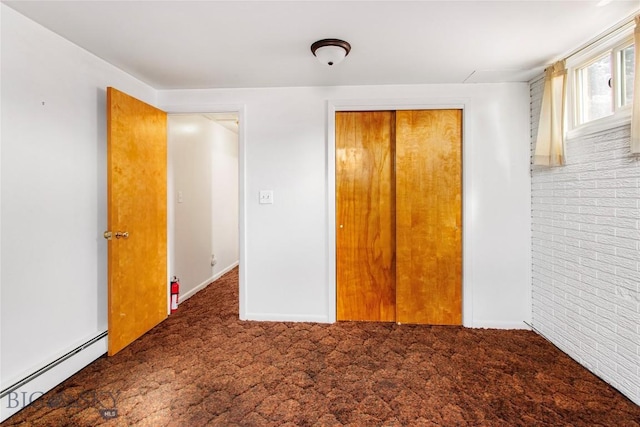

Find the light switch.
xmin=259 ymin=190 xmax=274 ymax=204
xmin=177 ymin=191 xmax=184 ymax=203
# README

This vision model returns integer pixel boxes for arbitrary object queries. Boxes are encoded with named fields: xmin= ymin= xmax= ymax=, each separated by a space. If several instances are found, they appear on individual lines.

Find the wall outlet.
xmin=211 ymin=254 xmax=217 ymax=266
xmin=259 ymin=190 xmax=274 ymax=204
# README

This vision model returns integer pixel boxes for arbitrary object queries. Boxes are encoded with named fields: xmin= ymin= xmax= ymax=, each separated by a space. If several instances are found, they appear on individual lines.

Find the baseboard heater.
xmin=0 ymin=331 xmax=107 ymax=399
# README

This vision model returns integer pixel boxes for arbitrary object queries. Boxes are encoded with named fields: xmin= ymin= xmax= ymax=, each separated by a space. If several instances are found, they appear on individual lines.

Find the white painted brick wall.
xmin=530 ymin=74 xmax=640 ymax=405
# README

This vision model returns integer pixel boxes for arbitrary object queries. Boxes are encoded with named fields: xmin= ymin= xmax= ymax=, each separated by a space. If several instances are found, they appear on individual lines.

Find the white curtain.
xmin=631 ymin=15 xmax=640 ymax=154
xmin=534 ymin=60 xmax=567 ymax=166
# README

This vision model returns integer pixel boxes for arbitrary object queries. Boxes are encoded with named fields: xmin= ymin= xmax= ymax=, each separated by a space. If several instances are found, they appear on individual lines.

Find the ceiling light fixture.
xmin=311 ymin=39 xmax=351 ymax=66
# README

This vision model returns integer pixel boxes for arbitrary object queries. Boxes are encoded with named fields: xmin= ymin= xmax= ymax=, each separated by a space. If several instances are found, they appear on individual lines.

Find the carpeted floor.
xmin=3 ymin=268 xmax=639 ymax=426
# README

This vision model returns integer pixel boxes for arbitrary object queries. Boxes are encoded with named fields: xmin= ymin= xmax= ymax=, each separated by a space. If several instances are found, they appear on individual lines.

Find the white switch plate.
xmin=259 ymin=190 xmax=274 ymax=204
xmin=177 ymin=191 xmax=184 ymax=203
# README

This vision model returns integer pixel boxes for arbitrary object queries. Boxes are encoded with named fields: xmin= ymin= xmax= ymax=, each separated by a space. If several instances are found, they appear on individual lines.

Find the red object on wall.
xmin=170 ymin=277 xmax=180 ymax=313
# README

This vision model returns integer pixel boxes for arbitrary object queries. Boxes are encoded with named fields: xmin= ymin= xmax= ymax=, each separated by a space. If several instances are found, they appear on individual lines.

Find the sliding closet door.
xmin=395 ymin=110 xmax=462 ymax=325
xmin=336 ymin=111 xmax=396 ymax=321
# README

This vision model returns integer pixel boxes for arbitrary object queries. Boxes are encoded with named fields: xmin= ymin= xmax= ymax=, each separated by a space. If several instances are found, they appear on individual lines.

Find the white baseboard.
xmin=469 ymin=320 xmax=532 ymax=330
xmin=245 ymin=312 xmax=330 ymax=323
xmin=0 ymin=334 xmax=107 ymax=423
xmin=243 ymin=315 xmax=529 ymax=328
xmin=179 ymin=261 xmax=239 ymax=303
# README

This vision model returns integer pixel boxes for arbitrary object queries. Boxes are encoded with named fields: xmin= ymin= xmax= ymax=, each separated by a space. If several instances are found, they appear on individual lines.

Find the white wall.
xmin=210 ymin=121 xmax=239 ymax=279
xmin=530 ymin=75 xmax=640 ymax=405
xmin=168 ymin=115 xmax=238 ymax=300
xmin=0 ymin=5 xmax=156 ymax=419
xmin=159 ymin=83 xmax=532 ymax=327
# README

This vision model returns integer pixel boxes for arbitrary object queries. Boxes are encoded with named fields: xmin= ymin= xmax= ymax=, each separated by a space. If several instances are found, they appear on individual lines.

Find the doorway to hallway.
xmin=168 ymin=113 xmax=240 ymax=304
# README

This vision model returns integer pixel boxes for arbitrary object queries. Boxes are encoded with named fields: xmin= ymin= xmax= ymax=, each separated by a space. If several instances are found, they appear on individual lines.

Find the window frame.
xmin=566 ymin=22 xmax=635 ymax=139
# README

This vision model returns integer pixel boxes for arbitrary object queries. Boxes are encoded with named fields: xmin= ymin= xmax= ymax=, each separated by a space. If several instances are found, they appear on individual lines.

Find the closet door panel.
xmin=395 ymin=110 xmax=462 ymax=325
xmin=336 ymin=111 xmax=396 ymax=321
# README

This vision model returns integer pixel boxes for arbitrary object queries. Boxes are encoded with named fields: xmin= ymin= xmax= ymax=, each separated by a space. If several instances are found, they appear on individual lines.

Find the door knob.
xmin=103 ymin=231 xmax=112 ymax=240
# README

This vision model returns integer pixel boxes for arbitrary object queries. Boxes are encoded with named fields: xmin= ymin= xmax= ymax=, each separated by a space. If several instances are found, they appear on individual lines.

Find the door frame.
xmin=161 ymin=103 xmax=248 ymax=319
xmin=327 ymin=98 xmax=472 ymax=325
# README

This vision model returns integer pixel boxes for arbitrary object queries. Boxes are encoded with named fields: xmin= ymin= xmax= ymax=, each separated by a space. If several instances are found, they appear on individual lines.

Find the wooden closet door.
xmin=395 ymin=110 xmax=462 ymax=325
xmin=336 ymin=111 xmax=396 ymax=321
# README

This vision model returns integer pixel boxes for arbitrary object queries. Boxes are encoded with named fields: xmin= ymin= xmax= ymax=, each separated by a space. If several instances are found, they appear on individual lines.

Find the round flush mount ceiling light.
xmin=310 ymin=39 xmax=351 ymax=66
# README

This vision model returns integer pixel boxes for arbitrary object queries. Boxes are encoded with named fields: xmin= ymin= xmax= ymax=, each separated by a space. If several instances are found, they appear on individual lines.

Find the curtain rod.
xmin=554 ymin=11 xmax=638 ymax=64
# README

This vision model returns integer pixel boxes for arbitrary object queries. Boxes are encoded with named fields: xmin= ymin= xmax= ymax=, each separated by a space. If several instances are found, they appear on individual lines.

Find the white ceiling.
xmin=4 ymin=1 xmax=639 ymax=89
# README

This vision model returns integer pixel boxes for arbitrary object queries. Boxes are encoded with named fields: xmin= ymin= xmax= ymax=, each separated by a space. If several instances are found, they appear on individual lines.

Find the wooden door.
xmin=107 ymin=87 xmax=167 ymax=355
xmin=395 ymin=110 xmax=462 ymax=325
xmin=335 ymin=109 xmax=462 ymax=325
xmin=336 ymin=111 xmax=396 ymax=321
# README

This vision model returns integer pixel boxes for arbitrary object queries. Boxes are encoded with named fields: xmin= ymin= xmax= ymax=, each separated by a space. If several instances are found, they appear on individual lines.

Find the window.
xmin=574 ymin=41 xmax=634 ymax=126
xmin=567 ymin=21 xmax=636 ymax=135
xmin=619 ymin=43 xmax=635 ymax=107
xmin=576 ymin=52 xmax=613 ymax=123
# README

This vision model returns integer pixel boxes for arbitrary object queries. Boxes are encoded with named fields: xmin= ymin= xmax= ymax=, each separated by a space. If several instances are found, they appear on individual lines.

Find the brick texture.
xmin=530 ymin=74 xmax=640 ymax=405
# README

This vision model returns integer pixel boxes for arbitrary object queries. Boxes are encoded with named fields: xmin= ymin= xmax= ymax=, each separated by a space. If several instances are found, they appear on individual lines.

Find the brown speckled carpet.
xmin=3 ymin=268 xmax=639 ymax=426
